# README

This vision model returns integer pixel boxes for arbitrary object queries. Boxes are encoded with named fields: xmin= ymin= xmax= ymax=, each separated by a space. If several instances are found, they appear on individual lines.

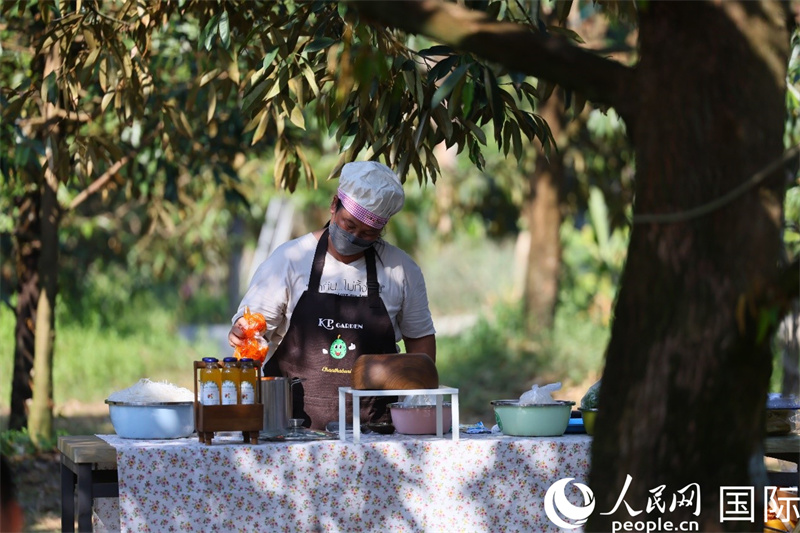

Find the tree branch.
xmin=353 ymin=0 xmax=636 ymax=112
xmin=69 ymin=156 xmax=130 ymax=210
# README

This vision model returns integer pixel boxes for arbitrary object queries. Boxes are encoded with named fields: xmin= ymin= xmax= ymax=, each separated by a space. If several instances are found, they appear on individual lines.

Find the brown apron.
xmin=263 ymin=228 xmax=397 ymax=429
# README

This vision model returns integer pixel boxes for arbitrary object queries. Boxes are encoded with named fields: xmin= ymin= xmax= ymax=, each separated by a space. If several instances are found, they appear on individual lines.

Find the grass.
xmin=436 ymin=300 xmax=607 ymax=424
xmin=0 ymin=300 xmax=203 ymax=410
xmin=416 ymin=235 xmax=520 ymax=317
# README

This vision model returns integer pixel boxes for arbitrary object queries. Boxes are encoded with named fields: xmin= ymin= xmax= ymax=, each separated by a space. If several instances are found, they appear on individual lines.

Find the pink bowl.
xmin=389 ymin=402 xmax=452 ymax=435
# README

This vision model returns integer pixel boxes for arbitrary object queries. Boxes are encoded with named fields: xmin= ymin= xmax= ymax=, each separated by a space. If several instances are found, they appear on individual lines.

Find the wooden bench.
xmin=58 ymin=435 xmax=118 ymax=532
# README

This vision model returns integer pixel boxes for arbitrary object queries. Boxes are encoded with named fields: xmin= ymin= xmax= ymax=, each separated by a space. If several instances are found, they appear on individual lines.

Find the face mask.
xmin=329 ymin=220 xmax=376 ymax=256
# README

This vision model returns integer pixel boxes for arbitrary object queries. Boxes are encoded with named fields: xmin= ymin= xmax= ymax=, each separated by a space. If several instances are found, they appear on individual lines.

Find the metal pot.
xmin=260 ymin=377 xmax=291 ymax=436
xmin=259 ymin=377 xmax=306 ymax=435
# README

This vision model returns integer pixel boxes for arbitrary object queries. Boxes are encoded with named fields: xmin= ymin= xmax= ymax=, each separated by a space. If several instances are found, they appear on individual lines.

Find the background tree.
xmin=0 ymin=1 xmax=271 ymax=441
xmin=2 ymin=0 xmax=562 ymax=441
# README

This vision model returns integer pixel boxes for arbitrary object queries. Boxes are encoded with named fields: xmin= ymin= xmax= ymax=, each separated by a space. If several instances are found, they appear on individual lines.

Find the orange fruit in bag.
xmin=234 ymin=307 xmax=269 ymax=365
xmin=241 ymin=306 xmax=267 ymax=336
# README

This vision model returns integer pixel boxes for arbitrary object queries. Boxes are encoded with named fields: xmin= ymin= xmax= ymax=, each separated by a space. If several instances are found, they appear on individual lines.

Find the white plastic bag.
xmin=519 ymin=382 xmax=562 ymax=405
xmin=401 ymin=394 xmax=436 ymax=406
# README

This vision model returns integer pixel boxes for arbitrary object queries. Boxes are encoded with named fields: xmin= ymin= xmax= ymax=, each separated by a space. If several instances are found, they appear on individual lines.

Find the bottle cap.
xmin=202 ymin=357 xmax=219 ymax=363
xmin=222 ymin=356 xmax=238 ymax=363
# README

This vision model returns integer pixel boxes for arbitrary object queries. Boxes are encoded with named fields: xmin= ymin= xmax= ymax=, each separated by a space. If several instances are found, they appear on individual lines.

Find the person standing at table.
xmin=229 ymin=161 xmax=436 ymax=430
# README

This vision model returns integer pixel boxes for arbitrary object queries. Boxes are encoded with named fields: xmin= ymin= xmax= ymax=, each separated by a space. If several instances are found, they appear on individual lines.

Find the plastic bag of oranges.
xmin=234 ymin=307 xmax=269 ymax=365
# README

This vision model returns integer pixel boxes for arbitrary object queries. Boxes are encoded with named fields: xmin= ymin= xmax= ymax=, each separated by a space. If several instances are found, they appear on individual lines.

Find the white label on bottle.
xmin=202 ymin=382 xmax=220 ymax=406
xmin=241 ymin=382 xmax=255 ymax=405
xmin=221 ymin=381 xmax=238 ymax=405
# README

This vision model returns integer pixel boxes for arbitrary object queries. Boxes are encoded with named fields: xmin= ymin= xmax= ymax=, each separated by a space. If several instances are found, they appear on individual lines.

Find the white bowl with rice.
xmin=105 ymin=379 xmax=195 ymax=439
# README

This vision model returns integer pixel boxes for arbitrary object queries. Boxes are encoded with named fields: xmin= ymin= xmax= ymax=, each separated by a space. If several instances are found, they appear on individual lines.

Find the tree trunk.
xmin=28 ymin=159 xmax=59 ymax=447
xmin=9 ymin=191 xmax=40 ymax=431
xmin=588 ymin=3 xmax=791 ymax=531
xmin=28 ymin=78 xmax=62 ymax=445
xmin=522 ymin=92 xmax=564 ymax=334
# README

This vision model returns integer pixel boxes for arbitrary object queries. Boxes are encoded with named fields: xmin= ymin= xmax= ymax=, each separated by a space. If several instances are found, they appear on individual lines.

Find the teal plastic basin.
xmin=491 ymin=400 xmax=575 ymax=437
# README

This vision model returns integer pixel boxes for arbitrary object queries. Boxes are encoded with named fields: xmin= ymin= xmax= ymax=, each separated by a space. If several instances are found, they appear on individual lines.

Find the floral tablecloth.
xmin=95 ymin=432 xmax=591 ymax=533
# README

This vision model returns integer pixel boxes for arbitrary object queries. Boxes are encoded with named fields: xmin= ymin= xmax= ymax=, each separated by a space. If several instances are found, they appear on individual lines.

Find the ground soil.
xmin=3 ymin=401 xmax=113 ymax=533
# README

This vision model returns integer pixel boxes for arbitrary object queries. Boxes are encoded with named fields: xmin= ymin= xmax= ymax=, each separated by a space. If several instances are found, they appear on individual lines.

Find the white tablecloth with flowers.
xmin=94 ymin=432 xmax=591 ymax=532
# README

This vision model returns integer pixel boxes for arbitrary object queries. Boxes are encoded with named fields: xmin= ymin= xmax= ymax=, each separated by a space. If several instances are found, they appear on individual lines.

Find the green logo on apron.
xmin=330 ymin=335 xmax=347 ymax=359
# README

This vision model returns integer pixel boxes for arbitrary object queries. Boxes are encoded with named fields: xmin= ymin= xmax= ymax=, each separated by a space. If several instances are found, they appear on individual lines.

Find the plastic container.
xmin=578 ymin=408 xmax=598 ymax=436
xmin=389 ymin=402 xmax=452 ymax=435
xmin=491 ymin=400 xmax=575 ymax=437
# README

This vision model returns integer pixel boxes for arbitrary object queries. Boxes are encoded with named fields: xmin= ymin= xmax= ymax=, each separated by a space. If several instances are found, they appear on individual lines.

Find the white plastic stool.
xmin=338 ymin=386 xmax=459 ymax=442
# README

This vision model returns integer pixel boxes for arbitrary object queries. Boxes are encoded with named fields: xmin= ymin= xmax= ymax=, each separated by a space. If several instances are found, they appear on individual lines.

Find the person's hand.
xmin=228 ymin=318 xmax=247 ymax=348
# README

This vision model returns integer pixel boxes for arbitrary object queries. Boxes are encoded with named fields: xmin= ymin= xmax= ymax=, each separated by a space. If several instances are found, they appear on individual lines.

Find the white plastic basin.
xmin=105 ymin=400 xmax=195 ymax=439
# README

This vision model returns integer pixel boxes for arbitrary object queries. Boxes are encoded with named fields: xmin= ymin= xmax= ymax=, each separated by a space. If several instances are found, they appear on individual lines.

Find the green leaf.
xmin=511 ymin=120 xmax=522 ymax=161
xmin=419 ymin=45 xmax=454 ymax=57
xmin=431 ymin=106 xmax=452 ymax=145
xmin=402 ymin=71 xmax=417 ymax=100
xmin=547 ymin=25 xmax=585 ymax=44
xmin=462 ymin=82 xmax=475 ymax=115
xmin=305 ymin=37 xmax=335 ymax=53
xmin=199 ymin=69 xmax=221 ymax=87
xmin=262 ymin=48 xmax=280 ymax=71
xmin=427 ymin=55 xmax=458 ymax=83
xmin=431 ymin=63 xmax=468 ymax=108
xmin=588 ymin=187 xmax=611 ymax=262
xmin=341 ymin=132 xmax=357 ymax=151
xmin=537 ymin=79 xmax=555 ymax=101
xmin=202 ymin=14 xmax=220 ymax=51
xmin=554 ymin=0 xmax=574 ymax=27
xmin=251 ymin=110 xmax=270 ymax=145
xmin=241 ymin=75 xmax=274 ymax=116
xmin=464 ymin=119 xmax=487 ymax=145
xmin=218 ymin=11 xmax=231 ymax=49
xmin=301 ymin=64 xmax=319 ymax=97
xmin=289 ymin=106 xmax=305 ymax=130
xmin=484 ymin=68 xmax=504 ymax=142
xmin=206 ymin=84 xmax=217 ymax=124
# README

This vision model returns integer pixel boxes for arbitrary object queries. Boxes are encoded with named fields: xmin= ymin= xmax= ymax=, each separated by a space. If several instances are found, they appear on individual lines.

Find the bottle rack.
xmin=193 ymin=360 xmax=264 ymax=445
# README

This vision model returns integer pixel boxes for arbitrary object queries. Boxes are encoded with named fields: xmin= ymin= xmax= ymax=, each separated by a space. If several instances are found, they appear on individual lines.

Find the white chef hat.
xmin=336 ymin=161 xmax=405 ymax=229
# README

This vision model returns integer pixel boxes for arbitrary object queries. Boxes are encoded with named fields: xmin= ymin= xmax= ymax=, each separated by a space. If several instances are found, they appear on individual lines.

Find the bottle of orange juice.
xmin=200 ymin=357 xmax=222 ymax=406
xmin=239 ymin=358 xmax=257 ymax=405
xmin=220 ymin=357 xmax=241 ymax=405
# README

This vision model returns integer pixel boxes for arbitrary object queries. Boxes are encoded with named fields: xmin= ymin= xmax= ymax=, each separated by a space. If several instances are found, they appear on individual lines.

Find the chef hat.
xmin=336 ymin=161 xmax=405 ymax=229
